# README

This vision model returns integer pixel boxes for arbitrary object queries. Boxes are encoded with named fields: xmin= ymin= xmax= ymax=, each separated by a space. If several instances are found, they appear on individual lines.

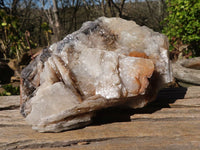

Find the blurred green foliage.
xmin=163 ymin=0 xmax=200 ymax=59
xmin=0 ymin=9 xmax=36 ymax=60
xmin=0 ymin=84 xmax=20 ymax=96
xmin=41 ymin=22 xmax=52 ymax=46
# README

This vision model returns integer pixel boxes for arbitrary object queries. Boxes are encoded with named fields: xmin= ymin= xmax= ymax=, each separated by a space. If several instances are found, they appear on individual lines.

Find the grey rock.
xmin=20 ymin=17 xmax=172 ymax=132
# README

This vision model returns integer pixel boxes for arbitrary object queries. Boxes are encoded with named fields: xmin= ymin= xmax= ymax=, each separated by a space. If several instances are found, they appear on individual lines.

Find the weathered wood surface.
xmin=172 ymin=57 xmax=200 ymax=85
xmin=0 ymin=86 xmax=200 ymax=150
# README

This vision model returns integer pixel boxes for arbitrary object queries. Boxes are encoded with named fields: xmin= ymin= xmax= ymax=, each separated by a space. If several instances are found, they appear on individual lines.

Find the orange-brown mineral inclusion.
xmin=129 ymin=51 xmax=149 ymax=59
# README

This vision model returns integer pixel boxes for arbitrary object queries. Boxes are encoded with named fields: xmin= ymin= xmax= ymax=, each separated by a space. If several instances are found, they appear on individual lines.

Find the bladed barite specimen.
xmin=20 ymin=17 xmax=172 ymax=132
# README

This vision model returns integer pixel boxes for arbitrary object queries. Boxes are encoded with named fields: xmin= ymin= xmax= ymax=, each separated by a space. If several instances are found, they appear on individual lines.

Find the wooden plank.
xmin=0 ymin=86 xmax=200 ymax=149
xmin=0 ymin=109 xmax=28 ymax=126
xmin=131 ymin=107 xmax=200 ymax=121
xmin=170 ymin=98 xmax=200 ymax=107
xmin=1 ymin=120 xmax=200 ymax=149
xmin=185 ymin=86 xmax=200 ymax=99
xmin=0 ymin=96 xmax=20 ymax=110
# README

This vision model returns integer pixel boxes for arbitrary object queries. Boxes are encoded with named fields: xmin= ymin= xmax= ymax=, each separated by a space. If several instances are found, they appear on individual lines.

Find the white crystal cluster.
xmin=20 ymin=17 xmax=172 ymax=132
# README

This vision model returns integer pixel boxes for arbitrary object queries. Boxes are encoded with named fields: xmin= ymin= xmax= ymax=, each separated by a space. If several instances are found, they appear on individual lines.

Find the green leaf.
xmin=6 ymin=92 xmax=11 ymax=96
xmin=48 ymin=29 xmax=52 ymax=33
xmin=1 ymin=22 xmax=7 ymax=26
xmin=11 ymin=21 xmax=17 ymax=29
xmin=162 ymin=0 xmax=200 ymax=57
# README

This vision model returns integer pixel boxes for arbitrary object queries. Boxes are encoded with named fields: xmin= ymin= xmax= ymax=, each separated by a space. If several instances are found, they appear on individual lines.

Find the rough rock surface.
xmin=20 ymin=17 xmax=172 ymax=132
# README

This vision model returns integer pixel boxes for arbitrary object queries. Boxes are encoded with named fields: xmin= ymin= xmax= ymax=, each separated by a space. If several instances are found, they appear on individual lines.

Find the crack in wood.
xmin=0 ymin=124 xmax=29 ymax=128
xmin=131 ymin=117 xmax=200 ymax=122
xmin=3 ymin=137 xmax=130 ymax=150
xmin=0 ymin=105 xmax=20 ymax=111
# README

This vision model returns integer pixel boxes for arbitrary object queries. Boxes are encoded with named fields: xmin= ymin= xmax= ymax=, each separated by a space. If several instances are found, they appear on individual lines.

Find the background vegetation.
xmin=0 ymin=84 xmax=20 ymax=96
xmin=163 ymin=0 xmax=200 ymax=60
xmin=0 ymin=0 xmax=199 ymax=61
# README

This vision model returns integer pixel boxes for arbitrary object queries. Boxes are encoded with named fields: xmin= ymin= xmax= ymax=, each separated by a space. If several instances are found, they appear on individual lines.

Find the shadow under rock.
xmin=91 ymin=87 xmax=187 ymax=126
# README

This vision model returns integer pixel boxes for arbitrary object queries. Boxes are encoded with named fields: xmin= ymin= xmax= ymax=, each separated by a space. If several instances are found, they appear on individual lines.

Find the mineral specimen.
xmin=20 ymin=17 xmax=172 ymax=132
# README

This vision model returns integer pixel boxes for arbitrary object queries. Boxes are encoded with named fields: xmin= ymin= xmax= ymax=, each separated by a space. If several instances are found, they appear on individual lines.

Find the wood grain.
xmin=0 ymin=87 xmax=200 ymax=150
